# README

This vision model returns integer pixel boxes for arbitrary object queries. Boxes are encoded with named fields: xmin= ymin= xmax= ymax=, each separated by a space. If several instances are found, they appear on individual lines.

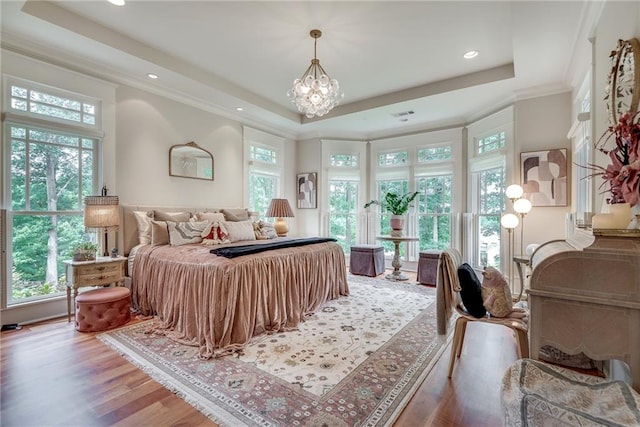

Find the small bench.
xmin=349 ymin=244 xmax=385 ymax=277
xmin=418 ymin=250 xmax=442 ymax=286
xmin=75 ymin=287 xmax=131 ymax=332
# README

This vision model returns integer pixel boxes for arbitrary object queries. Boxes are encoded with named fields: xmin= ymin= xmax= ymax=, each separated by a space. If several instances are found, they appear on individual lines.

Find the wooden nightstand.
xmin=65 ymin=256 xmax=126 ymax=322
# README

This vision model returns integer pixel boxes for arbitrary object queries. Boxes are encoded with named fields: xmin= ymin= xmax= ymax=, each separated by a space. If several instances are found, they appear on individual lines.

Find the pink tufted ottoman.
xmin=75 ymin=287 xmax=131 ymax=332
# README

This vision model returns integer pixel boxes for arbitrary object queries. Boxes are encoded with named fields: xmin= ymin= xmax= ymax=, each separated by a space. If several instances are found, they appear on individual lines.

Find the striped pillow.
xmin=167 ymin=221 xmax=209 ymax=246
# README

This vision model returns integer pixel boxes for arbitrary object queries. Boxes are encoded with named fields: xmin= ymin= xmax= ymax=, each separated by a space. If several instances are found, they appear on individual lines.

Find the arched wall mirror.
xmin=169 ymin=142 xmax=214 ymax=180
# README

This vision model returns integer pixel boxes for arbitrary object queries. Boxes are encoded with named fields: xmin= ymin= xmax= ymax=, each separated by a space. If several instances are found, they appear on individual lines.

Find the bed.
xmin=119 ymin=205 xmax=349 ymax=359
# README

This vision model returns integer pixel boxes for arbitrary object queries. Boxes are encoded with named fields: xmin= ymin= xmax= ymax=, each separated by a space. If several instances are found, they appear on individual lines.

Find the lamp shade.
xmin=84 ymin=196 xmax=119 ymax=230
xmin=265 ymin=198 xmax=294 ymax=237
xmin=265 ymin=198 xmax=294 ymax=219
xmin=505 ymin=184 xmax=524 ymax=200
xmin=500 ymin=213 xmax=519 ymax=229
xmin=513 ymin=198 xmax=532 ymax=215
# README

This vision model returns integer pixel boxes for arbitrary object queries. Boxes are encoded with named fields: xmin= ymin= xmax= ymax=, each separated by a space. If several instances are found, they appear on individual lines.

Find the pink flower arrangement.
xmin=590 ymin=112 xmax=640 ymax=207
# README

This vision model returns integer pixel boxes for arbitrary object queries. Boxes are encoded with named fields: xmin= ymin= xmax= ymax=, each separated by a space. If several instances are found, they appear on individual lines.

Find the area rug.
xmin=98 ymin=275 xmax=450 ymax=427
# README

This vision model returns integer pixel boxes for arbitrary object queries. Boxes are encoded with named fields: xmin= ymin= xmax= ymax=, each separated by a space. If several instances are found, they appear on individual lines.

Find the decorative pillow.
xmin=457 ymin=263 xmax=486 ymax=318
xmin=153 ymin=210 xmax=191 ymax=222
xmin=195 ymin=211 xmax=225 ymax=223
xmin=221 ymin=208 xmax=249 ymax=222
xmin=151 ymin=220 xmax=171 ymax=246
xmin=167 ymin=221 xmax=209 ymax=246
xmin=223 ymin=220 xmax=256 ymax=242
xmin=253 ymin=220 xmax=278 ymax=240
xmin=133 ymin=211 xmax=153 ymax=245
xmin=201 ymin=221 xmax=230 ymax=245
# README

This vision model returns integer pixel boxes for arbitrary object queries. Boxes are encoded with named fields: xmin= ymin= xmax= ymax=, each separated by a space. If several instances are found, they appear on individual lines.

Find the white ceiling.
xmin=1 ymin=1 xmax=596 ymax=140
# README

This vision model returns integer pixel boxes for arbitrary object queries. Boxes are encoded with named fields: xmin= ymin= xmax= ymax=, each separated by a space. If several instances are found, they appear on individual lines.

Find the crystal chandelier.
xmin=287 ymin=29 xmax=343 ymax=119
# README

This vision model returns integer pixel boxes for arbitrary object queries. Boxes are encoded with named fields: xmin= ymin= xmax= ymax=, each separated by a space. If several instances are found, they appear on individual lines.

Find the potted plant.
xmin=70 ymin=241 xmax=98 ymax=262
xmin=364 ymin=191 xmax=419 ymax=236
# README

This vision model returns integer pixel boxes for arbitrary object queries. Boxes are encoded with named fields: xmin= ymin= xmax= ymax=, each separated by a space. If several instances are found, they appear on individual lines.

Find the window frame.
xmin=3 ymin=77 xmax=102 ymax=306
xmin=466 ymin=107 xmax=514 ymax=272
xmin=243 ymin=127 xmax=286 ymax=216
xmin=5 ymin=76 xmax=102 ymax=130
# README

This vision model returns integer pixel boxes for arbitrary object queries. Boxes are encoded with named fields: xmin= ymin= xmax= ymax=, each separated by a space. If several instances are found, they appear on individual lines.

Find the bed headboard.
xmin=119 ymin=205 xmax=248 ymax=256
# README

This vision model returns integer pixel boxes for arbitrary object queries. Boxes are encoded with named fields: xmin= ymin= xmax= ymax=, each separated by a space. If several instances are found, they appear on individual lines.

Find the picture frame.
xmin=297 ymin=172 xmax=317 ymax=209
xmin=520 ymin=148 xmax=568 ymax=207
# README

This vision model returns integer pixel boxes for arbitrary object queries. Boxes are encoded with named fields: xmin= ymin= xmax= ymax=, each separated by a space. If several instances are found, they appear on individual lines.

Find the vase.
xmin=390 ymin=215 xmax=404 ymax=237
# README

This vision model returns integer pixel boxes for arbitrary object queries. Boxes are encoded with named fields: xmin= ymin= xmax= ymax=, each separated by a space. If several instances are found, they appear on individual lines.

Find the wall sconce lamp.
xmin=265 ymin=198 xmax=295 ymax=237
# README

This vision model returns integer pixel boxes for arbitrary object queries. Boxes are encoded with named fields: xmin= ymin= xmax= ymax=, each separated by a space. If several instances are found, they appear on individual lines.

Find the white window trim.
xmin=243 ymin=126 xmax=286 ymax=211
xmin=5 ymin=75 xmax=102 ymax=130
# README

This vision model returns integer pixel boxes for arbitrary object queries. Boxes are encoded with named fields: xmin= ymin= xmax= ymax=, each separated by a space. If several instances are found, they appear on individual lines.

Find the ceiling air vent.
xmin=391 ymin=110 xmax=415 ymax=118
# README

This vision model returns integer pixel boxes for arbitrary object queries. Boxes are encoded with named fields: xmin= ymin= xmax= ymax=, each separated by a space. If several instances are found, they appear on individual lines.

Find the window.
xmin=417 ymin=175 xmax=452 ymax=250
xmin=244 ymin=128 xmax=285 ymax=218
xmin=477 ymin=131 xmax=505 ymax=154
xmin=325 ymin=144 xmax=366 ymax=249
xmin=473 ymin=166 xmax=505 ymax=268
xmin=248 ymin=144 xmax=280 ymax=218
xmin=574 ymin=119 xmax=591 ymax=217
xmin=572 ymin=77 xmax=592 ymax=224
xmin=249 ymin=171 xmax=279 ymax=219
xmin=467 ymin=108 xmax=512 ymax=271
xmin=376 ymin=179 xmax=410 ymax=255
xmin=370 ymin=135 xmax=460 ymax=262
xmin=9 ymin=78 xmax=99 ymax=128
xmin=5 ymin=79 xmax=101 ymax=304
xmin=378 ymin=150 xmax=408 ymax=166
xmin=330 ymin=153 xmax=358 ymax=168
xmin=417 ymin=146 xmax=451 ymax=162
xmin=250 ymin=145 xmax=277 ymax=164
xmin=328 ymin=180 xmax=358 ymax=251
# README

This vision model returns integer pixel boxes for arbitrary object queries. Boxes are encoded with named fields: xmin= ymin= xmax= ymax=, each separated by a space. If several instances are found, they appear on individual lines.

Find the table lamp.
xmin=265 ymin=198 xmax=294 ymax=237
xmin=84 ymin=187 xmax=119 ymax=256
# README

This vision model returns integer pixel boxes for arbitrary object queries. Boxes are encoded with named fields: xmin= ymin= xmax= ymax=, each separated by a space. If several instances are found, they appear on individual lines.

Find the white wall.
xmin=514 ymin=92 xmax=572 ymax=248
xmin=115 ymin=85 xmax=244 ymax=207
xmin=296 ymin=138 xmax=323 ymax=237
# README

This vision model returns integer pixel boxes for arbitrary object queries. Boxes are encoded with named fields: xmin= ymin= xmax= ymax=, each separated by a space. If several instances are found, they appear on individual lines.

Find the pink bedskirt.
xmin=132 ymin=240 xmax=349 ymax=358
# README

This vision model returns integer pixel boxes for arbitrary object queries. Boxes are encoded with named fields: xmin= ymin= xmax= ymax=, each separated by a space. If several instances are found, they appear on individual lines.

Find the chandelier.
xmin=287 ymin=29 xmax=343 ymax=119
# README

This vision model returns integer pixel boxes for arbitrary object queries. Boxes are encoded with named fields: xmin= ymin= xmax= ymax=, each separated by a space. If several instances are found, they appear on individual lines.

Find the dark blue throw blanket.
xmin=210 ymin=237 xmax=337 ymax=258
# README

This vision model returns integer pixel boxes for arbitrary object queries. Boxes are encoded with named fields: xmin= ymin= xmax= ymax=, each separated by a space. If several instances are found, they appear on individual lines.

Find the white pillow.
xmin=133 ymin=211 xmax=153 ymax=245
xmin=167 ymin=221 xmax=209 ymax=246
xmin=223 ymin=220 xmax=256 ymax=243
xmin=195 ymin=211 xmax=225 ymax=223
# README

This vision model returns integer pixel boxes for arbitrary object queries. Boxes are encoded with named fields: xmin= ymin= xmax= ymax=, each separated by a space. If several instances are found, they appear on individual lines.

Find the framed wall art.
xmin=520 ymin=148 xmax=568 ymax=206
xmin=297 ymin=172 xmax=317 ymax=209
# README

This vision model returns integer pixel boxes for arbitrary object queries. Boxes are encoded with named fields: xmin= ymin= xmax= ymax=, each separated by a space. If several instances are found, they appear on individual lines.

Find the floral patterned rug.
xmin=98 ymin=275 xmax=449 ymax=427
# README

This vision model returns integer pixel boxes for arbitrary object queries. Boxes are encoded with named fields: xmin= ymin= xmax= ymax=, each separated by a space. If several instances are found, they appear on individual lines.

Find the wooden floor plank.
xmin=1 ymin=272 xmax=520 ymax=426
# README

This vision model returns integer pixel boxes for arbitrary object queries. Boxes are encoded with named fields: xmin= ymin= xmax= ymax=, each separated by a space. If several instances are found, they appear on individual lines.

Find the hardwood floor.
xmin=1 ymin=272 xmax=519 ymax=427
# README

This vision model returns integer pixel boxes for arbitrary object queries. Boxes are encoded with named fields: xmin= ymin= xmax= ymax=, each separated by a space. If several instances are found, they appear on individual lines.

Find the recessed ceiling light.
xmin=108 ymin=0 xmax=126 ymax=6
xmin=146 ymin=73 xmax=158 ymax=79
xmin=236 ymin=107 xmax=244 ymax=112
xmin=463 ymin=50 xmax=479 ymax=59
